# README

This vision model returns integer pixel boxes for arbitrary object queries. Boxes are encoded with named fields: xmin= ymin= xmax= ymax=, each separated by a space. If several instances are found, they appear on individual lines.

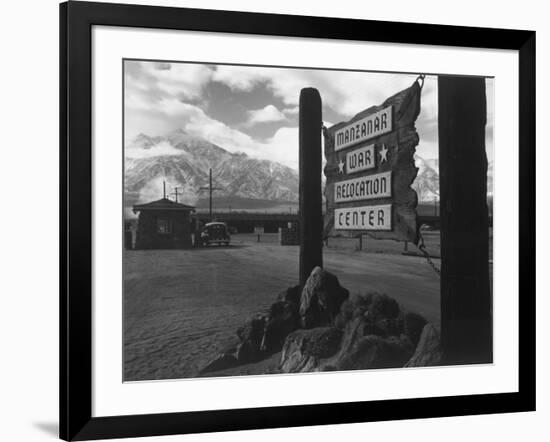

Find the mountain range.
xmin=125 ymin=129 xmax=492 ymax=212
xmin=125 ymin=129 xmax=299 ymax=210
xmin=412 ymin=155 xmax=494 ymax=202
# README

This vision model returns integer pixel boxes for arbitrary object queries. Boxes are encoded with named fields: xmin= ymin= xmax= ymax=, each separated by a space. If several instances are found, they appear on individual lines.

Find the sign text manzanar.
xmin=323 ymin=80 xmax=422 ymax=244
xmin=334 ymin=106 xmax=393 ymax=151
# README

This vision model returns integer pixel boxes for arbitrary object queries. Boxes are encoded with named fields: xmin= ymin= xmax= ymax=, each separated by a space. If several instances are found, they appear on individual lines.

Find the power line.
xmin=199 ymin=168 xmax=223 ymax=222
xmin=170 ymin=186 xmax=184 ymax=203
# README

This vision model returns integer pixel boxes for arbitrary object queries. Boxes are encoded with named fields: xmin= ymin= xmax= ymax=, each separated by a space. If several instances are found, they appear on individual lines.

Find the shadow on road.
xmin=192 ymin=244 xmax=250 ymax=251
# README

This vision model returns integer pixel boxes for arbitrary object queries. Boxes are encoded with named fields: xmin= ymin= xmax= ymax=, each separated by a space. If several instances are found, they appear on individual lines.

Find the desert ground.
xmin=124 ymin=232 xmax=444 ymax=381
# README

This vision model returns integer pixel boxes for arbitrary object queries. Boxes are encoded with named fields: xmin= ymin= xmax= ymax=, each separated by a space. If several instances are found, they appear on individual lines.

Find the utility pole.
xmin=171 ymin=186 xmax=184 ymax=203
xmin=199 ymin=168 xmax=222 ymax=222
xmin=163 ymin=181 xmax=166 ymax=199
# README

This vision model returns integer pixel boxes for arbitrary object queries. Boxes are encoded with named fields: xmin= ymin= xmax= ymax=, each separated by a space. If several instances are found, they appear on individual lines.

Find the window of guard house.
xmin=157 ymin=218 xmax=172 ymax=234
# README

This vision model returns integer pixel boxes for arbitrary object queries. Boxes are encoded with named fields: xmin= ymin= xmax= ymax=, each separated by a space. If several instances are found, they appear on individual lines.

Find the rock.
xmin=280 ymin=327 xmax=342 ymax=373
xmin=225 ymin=281 xmax=431 ymax=374
xmin=299 ymin=267 xmax=349 ymax=328
xmin=405 ymin=323 xmax=442 ymax=367
xmin=260 ymin=300 xmax=300 ymax=353
xmin=402 ymin=311 xmax=428 ymax=347
xmin=337 ymin=317 xmax=375 ymax=356
xmin=334 ymin=294 xmax=371 ymax=329
xmin=334 ymin=314 xmax=402 ymax=359
xmin=277 ymin=285 xmax=301 ymax=305
xmin=236 ymin=315 xmax=267 ymax=363
xmin=364 ymin=293 xmax=401 ymax=322
xmin=335 ymin=292 xmax=401 ymax=331
xmin=199 ymin=353 xmax=239 ymax=374
xmin=336 ymin=334 xmax=414 ymax=371
xmin=373 ymin=317 xmax=403 ymax=337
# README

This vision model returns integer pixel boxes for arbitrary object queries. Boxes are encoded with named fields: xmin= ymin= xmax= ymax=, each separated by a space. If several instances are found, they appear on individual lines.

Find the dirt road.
xmin=124 ymin=235 xmax=440 ymax=381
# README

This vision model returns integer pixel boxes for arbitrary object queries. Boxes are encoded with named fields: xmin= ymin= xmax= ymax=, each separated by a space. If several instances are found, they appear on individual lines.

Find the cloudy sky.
xmin=124 ymin=60 xmax=494 ymax=170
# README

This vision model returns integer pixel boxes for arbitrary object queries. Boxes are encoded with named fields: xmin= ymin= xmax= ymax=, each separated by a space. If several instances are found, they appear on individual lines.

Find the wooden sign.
xmin=254 ymin=226 xmax=264 ymax=234
xmin=324 ymin=80 xmax=421 ymax=244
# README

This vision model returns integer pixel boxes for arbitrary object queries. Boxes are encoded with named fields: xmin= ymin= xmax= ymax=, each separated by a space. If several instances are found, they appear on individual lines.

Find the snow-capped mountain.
xmin=125 ymin=129 xmax=299 ymax=207
xmin=413 ymin=154 xmax=494 ymax=202
xmin=125 ymin=130 xmax=491 ymax=211
xmin=413 ymin=156 xmax=440 ymax=202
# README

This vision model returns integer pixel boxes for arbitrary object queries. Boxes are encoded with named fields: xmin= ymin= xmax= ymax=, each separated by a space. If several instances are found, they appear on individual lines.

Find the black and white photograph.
xmin=123 ymin=59 xmax=494 ymax=382
xmin=1 ymin=0 xmax=543 ymax=440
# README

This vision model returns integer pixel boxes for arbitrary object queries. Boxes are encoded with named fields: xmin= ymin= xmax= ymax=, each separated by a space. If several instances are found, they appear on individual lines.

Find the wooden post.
xmin=299 ymin=88 xmax=323 ymax=286
xmin=438 ymin=76 xmax=492 ymax=365
xmin=209 ymin=168 xmax=213 ymax=222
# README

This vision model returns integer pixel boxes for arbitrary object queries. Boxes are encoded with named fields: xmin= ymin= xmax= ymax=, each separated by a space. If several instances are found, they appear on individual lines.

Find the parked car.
xmin=200 ymin=222 xmax=230 ymax=246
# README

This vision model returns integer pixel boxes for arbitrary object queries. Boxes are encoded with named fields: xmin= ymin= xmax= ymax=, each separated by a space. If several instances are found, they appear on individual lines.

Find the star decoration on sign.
xmin=337 ymin=158 xmax=345 ymax=174
xmin=379 ymin=144 xmax=389 ymax=163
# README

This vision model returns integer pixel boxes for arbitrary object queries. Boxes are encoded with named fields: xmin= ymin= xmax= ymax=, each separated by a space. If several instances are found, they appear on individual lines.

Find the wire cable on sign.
xmin=416 ymin=232 xmax=441 ymax=277
xmin=416 ymin=74 xmax=426 ymax=90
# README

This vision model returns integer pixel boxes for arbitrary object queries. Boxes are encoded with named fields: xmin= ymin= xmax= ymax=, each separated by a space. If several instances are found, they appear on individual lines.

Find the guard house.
xmin=132 ymin=198 xmax=195 ymax=249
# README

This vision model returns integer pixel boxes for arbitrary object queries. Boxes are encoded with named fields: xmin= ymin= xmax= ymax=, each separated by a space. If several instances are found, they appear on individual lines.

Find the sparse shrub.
xmin=334 ymin=292 xmax=379 ymax=329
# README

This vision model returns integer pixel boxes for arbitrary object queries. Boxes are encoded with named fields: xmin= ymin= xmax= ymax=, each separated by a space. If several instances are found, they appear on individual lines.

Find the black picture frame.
xmin=60 ymin=1 xmax=536 ymax=440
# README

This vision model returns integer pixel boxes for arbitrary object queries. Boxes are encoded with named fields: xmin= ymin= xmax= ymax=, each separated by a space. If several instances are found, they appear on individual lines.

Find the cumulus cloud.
xmin=125 ymin=60 xmax=494 ymax=171
xmin=126 ymin=92 xmax=299 ymax=168
xmin=124 ymin=61 xmax=214 ymax=138
xmin=210 ymin=66 xmax=445 ymax=162
xmin=125 ymin=62 xmax=297 ymax=168
xmin=126 ymin=65 xmax=431 ymax=170
xmin=243 ymin=104 xmax=287 ymax=127
xmin=283 ymin=106 xmax=299 ymax=116
xmin=259 ymin=127 xmax=299 ymax=170
xmin=131 ymin=61 xmax=213 ymax=100
xmin=212 ymin=65 xmax=421 ymax=118
xmin=181 ymin=107 xmax=299 ymax=169
xmin=126 ymin=140 xmax=186 ymax=159
xmin=211 ymin=65 xmax=269 ymax=91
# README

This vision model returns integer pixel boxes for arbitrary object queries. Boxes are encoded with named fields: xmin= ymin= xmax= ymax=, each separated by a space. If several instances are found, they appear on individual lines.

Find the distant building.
xmin=132 ymin=198 xmax=195 ymax=249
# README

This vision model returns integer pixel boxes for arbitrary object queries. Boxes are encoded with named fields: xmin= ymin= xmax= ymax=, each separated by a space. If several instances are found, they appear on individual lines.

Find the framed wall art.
xmin=60 ymin=1 xmax=536 ymax=440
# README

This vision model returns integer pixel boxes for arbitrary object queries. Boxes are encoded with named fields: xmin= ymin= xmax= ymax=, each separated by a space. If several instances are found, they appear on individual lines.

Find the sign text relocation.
xmin=334 ymin=171 xmax=391 ymax=203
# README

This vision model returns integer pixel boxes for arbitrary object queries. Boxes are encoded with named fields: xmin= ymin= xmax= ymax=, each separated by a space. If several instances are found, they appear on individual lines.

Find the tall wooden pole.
xmin=171 ymin=187 xmax=181 ymax=203
xmin=209 ymin=168 xmax=213 ymax=222
xmin=299 ymin=88 xmax=323 ymax=286
xmin=200 ymin=168 xmax=221 ymax=223
xmin=438 ymin=76 xmax=492 ymax=365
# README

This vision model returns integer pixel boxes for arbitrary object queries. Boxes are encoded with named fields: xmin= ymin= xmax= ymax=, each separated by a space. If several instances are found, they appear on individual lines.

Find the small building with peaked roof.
xmin=132 ymin=198 xmax=195 ymax=249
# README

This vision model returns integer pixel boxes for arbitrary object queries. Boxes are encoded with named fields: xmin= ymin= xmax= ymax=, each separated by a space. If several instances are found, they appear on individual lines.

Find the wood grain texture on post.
xmin=299 ymin=88 xmax=323 ymax=287
xmin=438 ymin=76 xmax=492 ymax=365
